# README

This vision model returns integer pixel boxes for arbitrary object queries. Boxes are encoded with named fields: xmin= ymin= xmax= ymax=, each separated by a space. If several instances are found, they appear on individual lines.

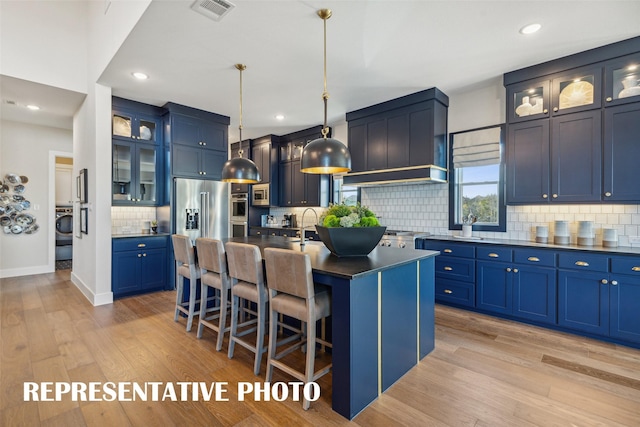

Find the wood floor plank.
xmin=0 ymin=322 xmax=33 ymax=411
xmin=24 ymin=307 xmax=60 ymax=362
xmin=80 ymin=400 xmax=132 ymax=427
xmin=0 ymin=401 xmax=41 ymax=427
xmin=31 ymin=356 xmax=78 ymax=422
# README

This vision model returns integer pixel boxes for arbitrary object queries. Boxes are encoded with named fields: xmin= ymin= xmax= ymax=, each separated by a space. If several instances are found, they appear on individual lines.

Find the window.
xmin=333 ymin=176 xmax=359 ymax=206
xmin=449 ymin=125 xmax=506 ymax=232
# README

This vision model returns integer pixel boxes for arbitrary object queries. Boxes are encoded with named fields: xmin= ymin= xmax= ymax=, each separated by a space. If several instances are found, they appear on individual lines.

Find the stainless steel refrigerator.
xmin=174 ymin=178 xmax=229 ymax=241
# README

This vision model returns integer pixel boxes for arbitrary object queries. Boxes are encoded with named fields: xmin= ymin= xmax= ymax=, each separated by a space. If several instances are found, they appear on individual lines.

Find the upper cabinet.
xmin=344 ymin=88 xmax=448 ymax=186
xmin=504 ymin=35 xmax=640 ymax=204
xmin=163 ymin=103 xmax=230 ymax=180
xmin=111 ymin=98 xmax=164 ymax=205
xmin=277 ymin=126 xmax=329 ymax=207
xmin=604 ymin=52 xmax=640 ymax=107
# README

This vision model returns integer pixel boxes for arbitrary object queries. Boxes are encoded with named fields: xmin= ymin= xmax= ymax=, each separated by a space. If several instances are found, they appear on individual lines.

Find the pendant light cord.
xmin=235 ymin=63 xmax=246 ymax=157
xmin=320 ymin=10 xmax=330 ymax=139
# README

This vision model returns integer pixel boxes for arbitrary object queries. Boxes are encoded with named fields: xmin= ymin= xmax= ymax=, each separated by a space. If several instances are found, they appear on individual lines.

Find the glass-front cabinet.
xmin=605 ymin=53 xmax=640 ymax=106
xmin=112 ymin=142 xmax=159 ymax=205
xmin=112 ymin=108 xmax=160 ymax=143
xmin=507 ymin=79 xmax=549 ymax=123
xmin=550 ymin=65 xmax=602 ymax=115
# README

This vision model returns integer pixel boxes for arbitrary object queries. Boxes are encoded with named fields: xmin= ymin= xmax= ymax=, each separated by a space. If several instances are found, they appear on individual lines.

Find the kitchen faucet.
xmin=299 ymin=208 xmax=318 ymax=246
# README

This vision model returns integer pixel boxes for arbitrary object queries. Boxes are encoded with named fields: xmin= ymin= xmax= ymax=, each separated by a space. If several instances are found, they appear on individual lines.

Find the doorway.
xmin=54 ymin=156 xmax=73 ymax=270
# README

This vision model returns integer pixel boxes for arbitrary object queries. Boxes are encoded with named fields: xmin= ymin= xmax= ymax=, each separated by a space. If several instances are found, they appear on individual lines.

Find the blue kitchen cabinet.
xmin=112 ymin=98 xmax=164 ymax=206
xmin=477 ymin=260 xmax=513 ymax=315
xmin=421 ymin=240 xmax=475 ymax=308
xmin=558 ymin=269 xmax=609 ymax=336
xmin=603 ymin=102 xmax=640 ymax=202
xmin=506 ymin=120 xmax=550 ymax=204
xmin=112 ymin=236 xmax=169 ymax=298
xmin=609 ymin=273 xmax=640 ymax=343
xmin=164 ymin=103 xmax=230 ymax=180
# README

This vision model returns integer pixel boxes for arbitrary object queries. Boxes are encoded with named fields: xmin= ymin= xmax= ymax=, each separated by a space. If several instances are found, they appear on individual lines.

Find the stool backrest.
xmin=195 ymin=238 xmax=227 ymax=274
xmin=264 ymin=248 xmax=313 ymax=299
xmin=225 ymin=242 xmax=264 ymax=285
xmin=172 ymin=234 xmax=195 ymax=266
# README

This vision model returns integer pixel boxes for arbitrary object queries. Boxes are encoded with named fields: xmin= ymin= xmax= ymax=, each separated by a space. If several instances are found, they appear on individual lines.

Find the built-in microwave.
xmin=252 ymin=183 xmax=269 ymax=206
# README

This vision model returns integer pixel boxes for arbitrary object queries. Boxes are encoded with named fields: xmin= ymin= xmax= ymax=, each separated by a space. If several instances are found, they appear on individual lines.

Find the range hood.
xmin=342 ymin=88 xmax=449 ymax=186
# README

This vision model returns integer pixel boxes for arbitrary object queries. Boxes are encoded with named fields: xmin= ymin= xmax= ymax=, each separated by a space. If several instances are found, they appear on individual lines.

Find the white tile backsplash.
xmin=111 ymin=206 xmax=157 ymax=234
xmin=361 ymin=183 xmax=640 ymax=247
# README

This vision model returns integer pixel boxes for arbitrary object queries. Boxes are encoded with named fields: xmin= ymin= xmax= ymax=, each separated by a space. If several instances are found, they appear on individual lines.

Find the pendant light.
xmin=300 ymin=9 xmax=351 ymax=174
xmin=221 ymin=64 xmax=261 ymax=183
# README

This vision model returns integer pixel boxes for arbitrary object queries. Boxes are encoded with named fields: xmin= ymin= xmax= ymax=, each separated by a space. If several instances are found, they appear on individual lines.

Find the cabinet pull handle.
xmin=444 ymin=289 xmax=453 ymax=294
xmin=513 ymin=268 xmax=519 ymax=273
xmin=601 ymin=279 xmax=608 ymax=284
xmin=256 ymin=231 xmax=261 ymax=235
xmin=611 ymin=280 xmax=618 ymax=286
xmin=527 ymin=256 xmax=540 ymax=262
xmin=137 ymin=243 xmax=146 ymax=248
xmin=575 ymin=261 xmax=589 ymax=267
xmin=606 ymin=97 xmax=612 ymax=102
xmin=138 ymin=253 xmax=142 ymax=258
xmin=488 ymin=253 xmax=499 ymax=258
xmin=604 ymin=192 xmax=612 ymax=197
xmin=506 ymin=267 xmax=512 ymax=272
xmin=543 ymin=109 xmax=548 ymax=114
xmin=552 ymin=194 xmax=558 ymax=198
xmin=443 ymin=249 xmax=452 ymax=253
xmin=443 ymin=266 xmax=453 ymax=271
xmin=542 ymin=194 xmax=548 ymax=199
xmin=553 ymin=107 xmax=559 ymax=112
xmin=632 ymin=267 xmax=640 ymax=272
xmin=142 ymin=253 xmax=147 ymax=257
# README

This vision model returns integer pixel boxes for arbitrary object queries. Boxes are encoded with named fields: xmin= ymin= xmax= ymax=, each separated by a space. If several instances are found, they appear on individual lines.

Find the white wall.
xmin=0 ymin=120 xmax=73 ymax=277
xmin=0 ymin=0 xmax=88 ymax=93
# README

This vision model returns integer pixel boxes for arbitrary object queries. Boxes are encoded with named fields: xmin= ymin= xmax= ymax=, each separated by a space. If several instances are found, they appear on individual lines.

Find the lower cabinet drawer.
xmin=611 ymin=257 xmax=640 ymax=276
xmin=435 ymin=256 xmax=475 ymax=283
xmin=435 ymin=279 xmax=475 ymax=307
xmin=558 ymin=252 xmax=608 ymax=272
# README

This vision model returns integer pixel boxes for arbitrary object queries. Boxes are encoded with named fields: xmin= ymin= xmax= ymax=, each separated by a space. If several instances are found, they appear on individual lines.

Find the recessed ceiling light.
xmin=275 ymin=114 xmax=285 ymax=121
xmin=26 ymin=104 xmax=40 ymax=111
xmin=132 ymin=72 xmax=149 ymax=80
xmin=519 ymin=23 xmax=542 ymax=35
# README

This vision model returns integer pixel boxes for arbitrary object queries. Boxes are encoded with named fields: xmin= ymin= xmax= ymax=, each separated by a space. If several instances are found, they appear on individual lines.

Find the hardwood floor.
xmin=2 ymin=270 xmax=639 ymax=426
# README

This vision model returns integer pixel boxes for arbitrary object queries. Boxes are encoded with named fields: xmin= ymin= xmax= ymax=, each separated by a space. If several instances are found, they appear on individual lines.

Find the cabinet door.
xmin=171 ymin=144 xmax=202 ymax=178
xmin=171 ymin=114 xmax=203 ymax=148
xmin=201 ymin=150 xmax=226 ymax=180
xmin=604 ymin=52 xmax=640 ymax=107
xmin=55 ymin=165 xmax=74 ymax=205
xmin=199 ymin=119 xmax=227 ymax=152
xmin=476 ymin=261 xmax=512 ymax=315
xmin=136 ymin=145 xmax=159 ymax=205
xmin=506 ymin=120 xmax=550 ymax=204
xmin=550 ymin=110 xmax=602 ymax=202
xmin=279 ymin=162 xmax=293 ymax=206
xmin=558 ymin=270 xmax=609 ymax=336
xmin=603 ymin=103 xmax=640 ymax=202
xmin=112 ymin=142 xmax=134 ymax=204
xmin=409 ymin=105 xmax=435 ymax=167
xmin=609 ymin=275 xmax=640 ymax=343
xmin=512 ymin=264 xmax=556 ymax=324
xmin=252 ymin=142 xmax=271 ymax=183
xmin=139 ymin=248 xmax=167 ymax=290
xmin=112 ymin=251 xmax=141 ymax=295
xmin=506 ymin=79 xmax=550 ymax=123
xmin=550 ymin=66 xmax=602 ymax=116
xmin=291 ymin=161 xmax=305 ymax=206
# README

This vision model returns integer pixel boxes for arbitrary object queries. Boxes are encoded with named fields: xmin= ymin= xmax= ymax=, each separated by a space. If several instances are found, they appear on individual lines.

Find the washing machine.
xmin=55 ymin=206 xmax=73 ymax=261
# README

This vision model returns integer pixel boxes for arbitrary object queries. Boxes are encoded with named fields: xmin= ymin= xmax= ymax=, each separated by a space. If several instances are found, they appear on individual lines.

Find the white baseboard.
xmin=71 ymin=271 xmax=113 ymax=306
xmin=0 ymin=264 xmax=53 ymax=278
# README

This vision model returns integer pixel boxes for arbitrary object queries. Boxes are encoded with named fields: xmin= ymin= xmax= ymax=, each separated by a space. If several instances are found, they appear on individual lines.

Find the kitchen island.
xmin=224 ymin=236 xmax=439 ymax=419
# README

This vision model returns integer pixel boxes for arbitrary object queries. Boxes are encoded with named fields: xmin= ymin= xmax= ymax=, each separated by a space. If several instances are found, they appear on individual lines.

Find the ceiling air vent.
xmin=190 ymin=0 xmax=235 ymax=21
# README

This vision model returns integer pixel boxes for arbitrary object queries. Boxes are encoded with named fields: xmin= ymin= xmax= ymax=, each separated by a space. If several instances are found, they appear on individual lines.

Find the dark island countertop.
xmin=224 ymin=235 xmax=439 ymax=280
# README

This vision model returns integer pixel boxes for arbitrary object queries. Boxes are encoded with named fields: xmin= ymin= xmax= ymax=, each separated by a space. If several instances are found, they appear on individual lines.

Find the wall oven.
xmin=230 ymin=193 xmax=248 ymax=237
xmin=252 ymin=183 xmax=269 ymax=206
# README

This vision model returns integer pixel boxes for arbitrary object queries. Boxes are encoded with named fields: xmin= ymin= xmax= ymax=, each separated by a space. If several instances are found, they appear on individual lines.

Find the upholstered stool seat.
xmin=263 ymin=247 xmax=332 ymax=410
xmin=195 ymin=238 xmax=231 ymax=351
xmin=171 ymin=234 xmax=201 ymax=332
xmin=225 ymin=242 xmax=269 ymax=375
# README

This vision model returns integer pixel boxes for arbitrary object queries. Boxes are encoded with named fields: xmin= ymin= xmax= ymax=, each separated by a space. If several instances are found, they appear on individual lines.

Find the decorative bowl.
xmin=315 ymin=225 xmax=386 ymax=257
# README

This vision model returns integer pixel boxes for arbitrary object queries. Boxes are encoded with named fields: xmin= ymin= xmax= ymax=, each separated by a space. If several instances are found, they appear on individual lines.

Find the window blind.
xmin=452 ymin=127 xmax=501 ymax=168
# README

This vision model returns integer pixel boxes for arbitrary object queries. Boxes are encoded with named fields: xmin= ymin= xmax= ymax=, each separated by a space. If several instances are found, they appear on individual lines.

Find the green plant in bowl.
xmin=321 ymin=202 xmax=381 ymax=228
xmin=317 ymin=203 xmax=385 ymax=257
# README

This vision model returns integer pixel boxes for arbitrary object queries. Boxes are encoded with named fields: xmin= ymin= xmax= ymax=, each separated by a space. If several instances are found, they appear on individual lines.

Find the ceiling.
xmin=5 ymin=1 xmax=640 ymax=139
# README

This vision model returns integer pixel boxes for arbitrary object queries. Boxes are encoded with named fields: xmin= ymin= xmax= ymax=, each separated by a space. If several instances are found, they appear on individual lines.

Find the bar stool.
xmin=195 ymin=238 xmax=230 ymax=351
xmin=263 ymin=247 xmax=332 ymax=410
xmin=171 ymin=234 xmax=201 ymax=332
xmin=225 ymin=242 xmax=268 ymax=375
